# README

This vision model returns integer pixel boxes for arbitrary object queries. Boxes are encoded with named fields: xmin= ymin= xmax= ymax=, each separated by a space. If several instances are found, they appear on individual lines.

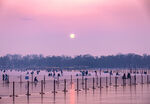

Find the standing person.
xmin=2 ymin=74 xmax=5 ymax=81
xmin=127 ymin=73 xmax=131 ymax=79
xmin=61 ymin=70 xmax=63 ymax=76
xmin=34 ymin=76 xmax=38 ymax=83
xmin=95 ymin=70 xmax=97 ymax=77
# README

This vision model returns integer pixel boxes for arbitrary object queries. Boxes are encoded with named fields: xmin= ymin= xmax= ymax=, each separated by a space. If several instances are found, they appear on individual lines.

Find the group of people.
xmin=48 ymin=70 xmax=63 ymax=78
xmin=122 ymin=73 xmax=131 ymax=79
xmin=2 ymin=74 xmax=9 ymax=83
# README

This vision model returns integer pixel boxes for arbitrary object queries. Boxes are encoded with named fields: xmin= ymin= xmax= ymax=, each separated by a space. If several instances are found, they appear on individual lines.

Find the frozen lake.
xmin=0 ymin=69 xmax=150 ymax=104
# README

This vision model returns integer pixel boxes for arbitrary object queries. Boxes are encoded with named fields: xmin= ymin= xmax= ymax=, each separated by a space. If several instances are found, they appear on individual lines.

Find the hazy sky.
xmin=0 ymin=0 xmax=150 ymax=56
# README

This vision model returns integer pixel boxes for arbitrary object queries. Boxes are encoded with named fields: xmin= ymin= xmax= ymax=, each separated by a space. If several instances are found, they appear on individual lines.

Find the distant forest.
xmin=0 ymin=53 xmax=150 ymax=69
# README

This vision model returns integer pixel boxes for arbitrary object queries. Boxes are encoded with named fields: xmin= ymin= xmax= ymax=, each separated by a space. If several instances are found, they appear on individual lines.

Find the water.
xmin=0 ymin=69 xmax=150 ymax=104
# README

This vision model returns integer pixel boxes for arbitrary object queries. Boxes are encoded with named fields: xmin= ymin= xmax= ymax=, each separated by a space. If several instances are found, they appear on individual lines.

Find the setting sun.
xmin=70 ymin=34 xmax=75 ymax=39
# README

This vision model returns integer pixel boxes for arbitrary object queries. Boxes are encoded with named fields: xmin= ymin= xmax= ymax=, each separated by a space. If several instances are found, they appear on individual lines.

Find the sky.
xmin=0 ymin=0 xmax=150 ymax=56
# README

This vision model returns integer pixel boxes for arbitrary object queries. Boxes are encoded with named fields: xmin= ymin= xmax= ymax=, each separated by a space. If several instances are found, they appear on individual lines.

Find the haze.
xmin=0 ymin=0 xmax=150 ymax=56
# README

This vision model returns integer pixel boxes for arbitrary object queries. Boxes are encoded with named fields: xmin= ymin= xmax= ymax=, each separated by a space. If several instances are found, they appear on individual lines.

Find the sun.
xmin=70 ymin=34 xmax=75 ymax=39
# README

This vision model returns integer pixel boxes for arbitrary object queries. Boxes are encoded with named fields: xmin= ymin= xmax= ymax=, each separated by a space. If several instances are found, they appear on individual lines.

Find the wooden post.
xmin=75 ymin=78 xmax=80 ymax=91
xmin=130 ymin=76 xmax=132 ymax=86
xmin=70 ymin=75 xmax=73 ymax=84
xmin=115 ymin=76 xmax=118 ymax=87
xmin=31 ymin=74 xmax=33 ymax=83
xmin=141 ymin=74 xmax=144 ymax=84
xmin=96 ymin=76 xmax=98 ymax=86
xmin=52 ymin=79 xmax=57 ymax=93
xmin=44 ymin=75 xmax=46 ymax=84
xmin=82 ymin=76 xmax=84 ymax=89
xmin=99 ymin=77 xmax=102 ymax=88
xmin=77 ymin=78 xmax=79 ymax=91
xmin=26 ymin=81 xmax=31 ymax=96
xmin=57 ymin=75 xmax=60 ymax=84
xmin=147 ymin=75 xmax=149 ymax=84
xmin=13 ymin=82 xmax=15 ymax=97
xmin=44 ymin=75 xmax=46 ymax=89
xmin=40 ymin=80 xmax=45 ymax=94
xmin=10 ymin=81 xmax=18 ymax=97
xmin=85 ymin=78 xmax=87 ymax=91
xmin=63 ymin=79 xmax=68 ymax=92
xmin=92 ymin=77 xmax=95 ymax=89
xmin=134 ymin=75 xmax=136 ymax=85
xmin=109 ymin=74 xmax=112 ymax=85
xmin=20 ymin=75 xmax=22 ymax=83
xmin=106 ymin=77 xmax=108 ymax=87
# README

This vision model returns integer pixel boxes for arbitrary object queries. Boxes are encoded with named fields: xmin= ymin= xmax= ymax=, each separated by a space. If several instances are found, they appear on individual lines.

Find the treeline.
xmin=0 ymin=53 xmax=150 ymax=69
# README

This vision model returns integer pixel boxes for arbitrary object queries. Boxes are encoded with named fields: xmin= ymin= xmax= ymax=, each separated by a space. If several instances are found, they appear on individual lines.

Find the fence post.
xmin=130 ymin=76 xmax=132 ymax=86
xmin=40 ymin=80 xmax=45 ymax=94
xmin=93 ymin=77 xmax=95 ymax=89
xmin=75 ymin=78 xmax=80 ymax=92
xmin=10 ymin=81 xmax=18 ymax=97
xmin=44 ymin=75 xmax=46 ymax=87
xmin=20 ymin=75 xmax=22 ymax=83
xmin=115 ymin=76 xmax=118 ymax=87
xmin=31 ymin=74 xmax=33 ymax=83
xmin=96 ymin=76 xmax=98 ymax=87
xmin=109 ymin=74 xmax=112 ymax=86
xmin=26 ymin=81 xmax=31 ymax=96
xmin=85 ymin=78 xmax=88 ymax=91
xmin=70 ymin=75 xmax=73 ymax=84
xmin=52 ymin=79 xmax=57 ymax=93
xmin=82 ymin=76 xmax=84 ymax=85
xmin=141 ymin=74 xmax=144 ymax=84
xmin=63 ymin=79 xmax=68 ymax=92
xmin=106 ymin=77 xmax=108 ymax=88
xmin=147 ymin=75 xmax=149 ymax=84
xmin=134 ymin=75 xmax=136 ymax=85
xmin=99 ymin=77 xmax=102 ymax=88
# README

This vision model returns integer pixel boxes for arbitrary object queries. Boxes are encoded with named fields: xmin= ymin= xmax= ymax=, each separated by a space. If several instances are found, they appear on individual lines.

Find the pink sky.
xmin=0 ymin=0 xmax=150 ymax=56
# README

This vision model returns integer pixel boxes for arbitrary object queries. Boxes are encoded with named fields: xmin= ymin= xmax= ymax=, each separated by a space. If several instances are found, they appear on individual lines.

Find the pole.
xmin=20 ymin=75 xmax=22 ymax=83
xmin=115 ymin=76 xmax=118 ymax=87
xmin=110 ymin=74 xmax=112 ymax=86
xmin=147 ymin=75 xmax=149 ymax=84
xmin=26 ymin=81 xmax=31 ymax=96
xmin=70 ymin=75 xmax=73 ymax=84
xmin=40 ymin=80 xmax=45 ymax=94
xmin=134 ymin=75 xmax=136 ymax=85
xmin=13 ymin=82 xmax=15 ymax=97
xmin=52 ymin=79 xmax=57 ymax=93
xmin=130 ymin=76 xmax=132 ymax=86
xmin=63 ymin=79 xmax=67 ymax=92
xmin=85 ymin=78 xmax=87 ymax=91
xmin=106 ymin=77 xmax=108 ymax=87
xmin=93 ymin=77 xmax=95 ymax=89
xmin=99 ymin=77 xmax=102 ymax=88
